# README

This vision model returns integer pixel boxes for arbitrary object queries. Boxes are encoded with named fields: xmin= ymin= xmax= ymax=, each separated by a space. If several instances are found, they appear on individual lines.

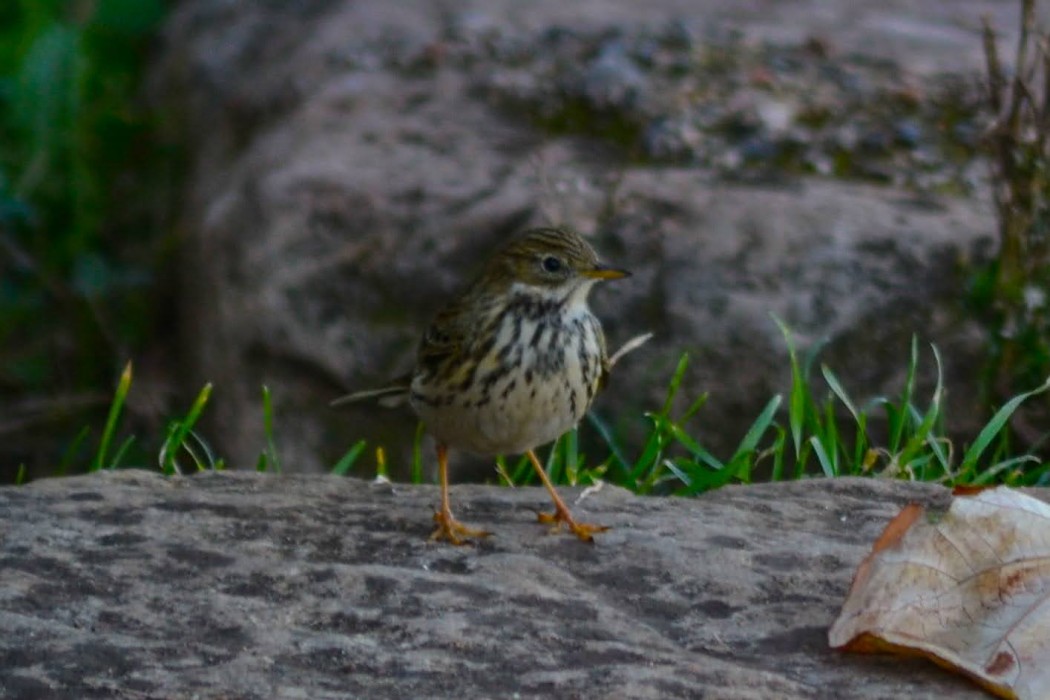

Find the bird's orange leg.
xmin=525 ymin=449 xmax=609 ymax=543
xmin=430 ymin=442 xmax=491 ymax=545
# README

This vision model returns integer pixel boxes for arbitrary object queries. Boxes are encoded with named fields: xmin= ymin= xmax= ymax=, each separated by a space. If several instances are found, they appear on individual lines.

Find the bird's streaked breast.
xmin=411 ymin=294 xmax=606 ymax=456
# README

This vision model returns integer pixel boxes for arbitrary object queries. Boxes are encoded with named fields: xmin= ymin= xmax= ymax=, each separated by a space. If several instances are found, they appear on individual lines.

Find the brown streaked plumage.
xmin=334 ymin=226 xmax=631 ymax=544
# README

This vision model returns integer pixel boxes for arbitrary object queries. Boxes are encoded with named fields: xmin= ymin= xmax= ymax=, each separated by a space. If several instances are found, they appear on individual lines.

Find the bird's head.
xmin=485 ymin=227 xmax=630 ymax=304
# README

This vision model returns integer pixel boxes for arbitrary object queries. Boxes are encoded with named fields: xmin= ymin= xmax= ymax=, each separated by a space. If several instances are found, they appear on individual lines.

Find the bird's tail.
xmin=330 ymin=375 xmax=412 ymax=409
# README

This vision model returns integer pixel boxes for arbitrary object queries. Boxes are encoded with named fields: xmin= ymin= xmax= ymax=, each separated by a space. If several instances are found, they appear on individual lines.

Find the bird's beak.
xmin=582 ymin=264 xmax=631 ymax=280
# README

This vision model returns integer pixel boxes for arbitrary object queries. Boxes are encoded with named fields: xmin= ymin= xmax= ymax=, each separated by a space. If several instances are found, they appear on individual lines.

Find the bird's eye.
xmin=541 ymin=256 xmax=563 ymax=273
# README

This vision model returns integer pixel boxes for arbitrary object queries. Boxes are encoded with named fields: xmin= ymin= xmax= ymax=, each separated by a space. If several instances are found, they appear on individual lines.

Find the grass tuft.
xmin=158 ymin=383 xmax=215 ymax=475
xmin=12 ymin=329 xmax=1049 ymax=495
xmin=475 ymin=321 xmax=1050 ymax=494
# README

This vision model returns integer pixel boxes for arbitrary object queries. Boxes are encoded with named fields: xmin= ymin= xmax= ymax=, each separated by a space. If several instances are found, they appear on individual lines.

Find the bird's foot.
xmin=537 ymin=506 xmax=610 ymax=543
xmin=431 ymin=508 xmax=492 ymax=545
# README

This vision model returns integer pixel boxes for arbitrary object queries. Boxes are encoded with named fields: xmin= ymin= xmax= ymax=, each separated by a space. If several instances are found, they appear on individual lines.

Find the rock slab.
xmin=0 ymin=472 xmax=1005 ymax=699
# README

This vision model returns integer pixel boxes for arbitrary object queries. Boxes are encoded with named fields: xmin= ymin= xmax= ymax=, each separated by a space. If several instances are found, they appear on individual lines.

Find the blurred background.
xmin=1 ymin=0 xmax=174 ymax=481
xmin=3 ymin=0 xmax=1049 ymax=485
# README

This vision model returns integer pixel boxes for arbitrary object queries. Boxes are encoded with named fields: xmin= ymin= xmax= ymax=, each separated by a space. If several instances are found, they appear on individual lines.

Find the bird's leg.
xmin=525 ymin=449 xmax=609 ymax=543
xmin=430 ymin=442 xmax=491 ymax=545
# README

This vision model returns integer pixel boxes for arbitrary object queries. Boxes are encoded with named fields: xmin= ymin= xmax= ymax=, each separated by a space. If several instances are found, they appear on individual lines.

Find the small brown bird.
xmin=335 ymin=227 xmax=633 ymax=544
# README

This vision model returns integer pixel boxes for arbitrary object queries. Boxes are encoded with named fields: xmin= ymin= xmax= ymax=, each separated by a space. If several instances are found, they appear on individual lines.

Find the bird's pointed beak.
xmin=582 ymin=264 xmax=631 ymax=281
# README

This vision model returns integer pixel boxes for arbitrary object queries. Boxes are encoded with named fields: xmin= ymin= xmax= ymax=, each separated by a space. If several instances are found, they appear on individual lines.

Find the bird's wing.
xmin=417 ymin=300 xmax=472 ymax=367
xmin=333 ymin=293 xmax=486 ymax=408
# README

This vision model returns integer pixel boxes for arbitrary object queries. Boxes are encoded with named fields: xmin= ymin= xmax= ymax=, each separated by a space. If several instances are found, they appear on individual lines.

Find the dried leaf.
xmin=829 ymin=487 xmax=1050 ymax=700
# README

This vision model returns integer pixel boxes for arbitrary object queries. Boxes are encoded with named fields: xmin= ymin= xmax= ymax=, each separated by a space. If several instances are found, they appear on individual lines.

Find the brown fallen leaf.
xmin=828 ymin=486 xmax=1050 ymax=700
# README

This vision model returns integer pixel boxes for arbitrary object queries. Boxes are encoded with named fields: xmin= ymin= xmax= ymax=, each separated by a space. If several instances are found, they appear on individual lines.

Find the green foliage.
xmin=380 ymin=322 xmax=1050 ymax=495
xmin=0 ymin=0 xmax=169 ymax=476
xmin=56 ymin=361 xmax=223 ymax=476
xmin=13 ymin=320 xmax=1049 ymax=495
xmin=1 ymin=0 xmax=165 ymax=232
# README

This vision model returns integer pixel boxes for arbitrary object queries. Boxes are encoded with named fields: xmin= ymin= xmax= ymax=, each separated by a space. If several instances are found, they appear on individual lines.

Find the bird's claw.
xmin=431 ymin=509 xmax=492 ymax=545
xmin=537 ymin=508 xmax=610 ymax=543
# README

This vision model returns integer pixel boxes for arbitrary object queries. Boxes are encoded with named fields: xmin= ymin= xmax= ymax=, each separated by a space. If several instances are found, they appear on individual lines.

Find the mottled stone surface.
xmin=0 ymin=472 xmax=1006 ymax=698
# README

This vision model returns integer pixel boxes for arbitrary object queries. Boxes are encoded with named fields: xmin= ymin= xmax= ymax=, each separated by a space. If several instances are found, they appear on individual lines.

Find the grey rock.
xmin=151 ymin=0 xmax=1023 ymax=471
xmin=580 ymin=39 xmax=648 ymax=110
xmin=0 ymin=472 xmax=1010 ymax=699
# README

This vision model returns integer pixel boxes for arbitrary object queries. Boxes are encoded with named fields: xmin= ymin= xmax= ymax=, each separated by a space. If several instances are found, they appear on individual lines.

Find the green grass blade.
xmin=628 ymin=414 xmax=668 ymax=484
xmin=108 ymin=435 xmax=136 ymax=470
xmin=158 ymin=423 xmax=179 ymax=475
xmin=177 ymin=435 xmax=209 ymax=472
xmin=57 ymin=425 xmax=91 ymax=476
xmin=793 ymin=441 xmax=812 ymax=479
xmin=801 ymin=335 xmax=830 ymax=383
xmin=186 ymin=430 xmax=220 ymax=470
xmin=563 ymin=428 xmax=579 ymax=485
xmin=261 ymin=385 xmax=281 ymax=474
xmin=961 ymin=376 xmax=1050 ymax=472
xmin=680 ymin=391 xmax=710 ymax=423
xmin=821 ymin=400 xmax=840 ymax=474
xmin=660 ymin=354 xmax=689 ymax=417
xmin=672 ymin=459 xmax=725 ymax=495
xmin=501 ymin=453 xmax=532 ymax=485
xmin=494 ymin=456 xmax=512 ymax=486
xmin=725 ymin=394 xmax=781 ymax=484
xmin=924 ymin=434 xmax=950 ymax=476
xmin=822 ymin=365 xmax=859 ymax=422
xmin=974 ymin=455 xmax=1042 ymax=485
xmin=662 ymin=459 xmax=693 ymax=489
xmin=162 ymin=430 xmax=218 ymax=472
xmin=849 ymin=412 xmax=869 ymax=475
xmin=810 ymin=436 xmax=836 ymax=478
xmin=587 ymin=411 xmax=630 ymax=475
xmin=332 ymin=439 xmax=367 ymax=476
xmin=159 ymin=383 xmax=213 ymax=475
xmin=545 ymin=435 xmax=562 ymax=484
xmin=92 ymin=361 xmax=132 ymax=471
xmin=772 ymin=316 xmax=805 ymax=460
xmin=667 ymin=421 xmax=711 ymax=461
xmin=636 ymin=456 xmax=676 ymax=494
xmin=769 ymin=427 xmax=787 ymax=481
xmin=730 ymin=395 xmax=782 ymax=464
xmin=667 ymin=422 xmax=723 ymax=471
xmin=889 ymin=336 xmax=919 ymax=453
xmin=897 ymin=344 xmax=944 ymax=471
xmin=411 ymin=421 xmax=426 ymax=484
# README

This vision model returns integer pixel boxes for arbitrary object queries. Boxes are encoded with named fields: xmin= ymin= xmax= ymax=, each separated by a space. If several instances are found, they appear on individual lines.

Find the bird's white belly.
xmin=474 ymin=372 xmax=579 ymax=455
xmin=413 ymin=311 xmax=603 ymax=456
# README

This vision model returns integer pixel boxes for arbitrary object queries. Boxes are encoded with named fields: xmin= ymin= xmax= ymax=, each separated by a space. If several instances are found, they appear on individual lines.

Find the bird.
xmin=334 ymin=226 xmax=634 ymax=544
